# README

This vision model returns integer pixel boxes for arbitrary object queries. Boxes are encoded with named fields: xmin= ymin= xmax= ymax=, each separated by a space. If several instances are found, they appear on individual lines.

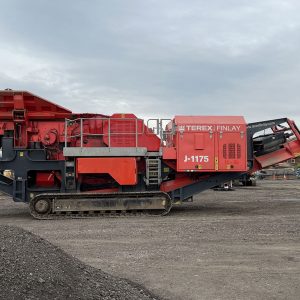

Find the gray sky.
xmin=0 ymin=0 xmax=300 ymax=124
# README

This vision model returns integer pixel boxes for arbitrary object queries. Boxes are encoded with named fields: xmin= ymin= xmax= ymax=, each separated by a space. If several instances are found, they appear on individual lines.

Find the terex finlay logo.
xmin=177 ymin=125 xmax=242 ymax=132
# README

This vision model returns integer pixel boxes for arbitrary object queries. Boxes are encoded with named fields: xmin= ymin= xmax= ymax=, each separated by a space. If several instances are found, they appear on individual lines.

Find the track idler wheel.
xmin=30 ymin=196 xmax=52 ymax=218
xmin=34 ymin=199 xmax=50 ymax=214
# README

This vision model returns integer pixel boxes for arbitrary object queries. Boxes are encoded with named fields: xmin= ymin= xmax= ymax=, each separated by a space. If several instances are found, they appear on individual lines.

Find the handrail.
xmin=146 ymin=118 xmax=174 ymax=146
xmin=64 ymin=117 xmax=146 ymax=148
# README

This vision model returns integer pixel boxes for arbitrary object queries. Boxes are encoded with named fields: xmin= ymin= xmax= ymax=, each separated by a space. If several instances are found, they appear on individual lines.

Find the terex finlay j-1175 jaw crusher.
xmin=0 ymin=90 xmax=299 ymax=219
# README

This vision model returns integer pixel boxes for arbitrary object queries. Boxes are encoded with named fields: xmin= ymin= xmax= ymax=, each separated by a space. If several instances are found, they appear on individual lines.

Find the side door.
xmin=218 ymin=132 xmax=247 ymax=171
xmin=177 ymin=131 xmax=215 ymax=171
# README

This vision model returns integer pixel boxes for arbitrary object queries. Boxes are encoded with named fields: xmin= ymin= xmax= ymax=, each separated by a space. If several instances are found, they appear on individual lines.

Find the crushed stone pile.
xmin=0 ymin=225 xmax=161 ymax=300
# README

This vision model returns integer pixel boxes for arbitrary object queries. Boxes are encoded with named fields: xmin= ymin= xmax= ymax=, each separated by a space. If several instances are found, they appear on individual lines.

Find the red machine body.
xmin=0 ymin=91 xmax=72 ymax=149
xmin=0 ymin=90 xmax=300 ymax=219
xmin=163 ymin=116 xmax=247 ymax=172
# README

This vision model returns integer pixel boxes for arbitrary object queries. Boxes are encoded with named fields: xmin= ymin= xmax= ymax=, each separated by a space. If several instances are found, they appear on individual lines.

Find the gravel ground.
xmin=0 ymin=225 xmax=161 ymax=300
xmin=0 ymin=180 xmax=299 ymax=300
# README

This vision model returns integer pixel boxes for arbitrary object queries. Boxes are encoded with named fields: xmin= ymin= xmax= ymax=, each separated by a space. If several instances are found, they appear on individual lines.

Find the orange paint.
xmin=76 ymin=157 xmax=137 ymax=185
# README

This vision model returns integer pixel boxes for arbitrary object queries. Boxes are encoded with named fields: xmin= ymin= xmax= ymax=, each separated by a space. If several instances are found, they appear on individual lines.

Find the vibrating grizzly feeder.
xmin=0 ymin=90 xmax=300 ymax=219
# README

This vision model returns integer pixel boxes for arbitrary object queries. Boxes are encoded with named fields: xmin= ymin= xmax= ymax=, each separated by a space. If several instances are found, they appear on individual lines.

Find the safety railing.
xmin=146 ymin=118 xmax=175 ymax=146
xmin=64 ymin=117 xmax=176 ymax=148
xmin=64 ymin=117 xmax=145 ymax=148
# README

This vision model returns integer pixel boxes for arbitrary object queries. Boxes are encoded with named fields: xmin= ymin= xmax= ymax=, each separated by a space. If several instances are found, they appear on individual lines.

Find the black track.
xmin=29 ymin=191 xmax=173 ymax=219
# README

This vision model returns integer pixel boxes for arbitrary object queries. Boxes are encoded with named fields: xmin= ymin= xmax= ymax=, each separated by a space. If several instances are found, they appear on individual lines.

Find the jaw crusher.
xmin=0 ymin=90 xmax=299 ymax=219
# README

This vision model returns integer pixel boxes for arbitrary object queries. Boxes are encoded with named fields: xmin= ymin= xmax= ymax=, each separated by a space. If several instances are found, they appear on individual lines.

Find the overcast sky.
xmin=0 ymin=0 xmax=300 ymax=123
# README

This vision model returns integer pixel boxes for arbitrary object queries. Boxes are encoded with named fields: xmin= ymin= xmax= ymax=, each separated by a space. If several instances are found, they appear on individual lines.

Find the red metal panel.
xmin=13 ymin=95 xmax=25 ymax=110
xmin=162 ymin=147 xmax=176 ymax=160
xmin=102 ymin=113 xmax=161 ymax=151
xmin=171 ymin=116 xmax=247 ymax=172
xmin=194 ymin=133 xmax=205 ymax=150
xmin=76 ymin=157 xmax=137 ymax=185
xmin=160 ymin=174 xmax=195 ymax=192
xmin=177 ymin=131 xmax=215 ymax=171
xmin=217 ymin=132 xmax=247 ymax=171
xmin=36 ymin=172 xmax=55 ymax=187
xmin=0 ymin=90 xmax=72 ymax=119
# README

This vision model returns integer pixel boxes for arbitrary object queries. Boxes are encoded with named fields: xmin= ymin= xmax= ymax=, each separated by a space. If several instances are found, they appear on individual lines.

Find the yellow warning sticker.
xmin=215 ymin=157 xmax=218 ymax=170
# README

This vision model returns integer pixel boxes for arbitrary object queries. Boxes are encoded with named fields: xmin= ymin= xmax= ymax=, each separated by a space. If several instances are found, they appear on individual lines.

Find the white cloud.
xmin=0 ymin=0 xmax=299 ymax=125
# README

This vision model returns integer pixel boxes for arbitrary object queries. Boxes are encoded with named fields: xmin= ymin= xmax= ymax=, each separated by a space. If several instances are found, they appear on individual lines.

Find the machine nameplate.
xmin=178 ymin=125 xmax=241 ymax=132
xmin=184 ymin=155 xmax=209 ymax=163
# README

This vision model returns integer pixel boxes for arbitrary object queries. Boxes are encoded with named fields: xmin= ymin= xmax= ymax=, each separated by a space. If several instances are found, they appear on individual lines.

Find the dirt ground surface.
xmin=0 ymin=180 xmax=299 ymax=300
